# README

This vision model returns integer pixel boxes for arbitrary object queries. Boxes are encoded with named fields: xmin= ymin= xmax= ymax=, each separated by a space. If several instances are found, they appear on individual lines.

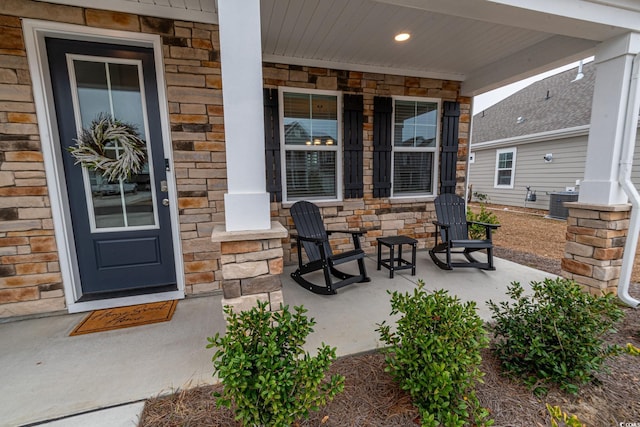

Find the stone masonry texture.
xmin=0 ymin=2 xmax=225 ymax=317
xmin=562 ymin=204 xmax=630 ymax=296
xmin=1 ymin=1 xmax=469 ymax=318
xmin=263 ymin=64 xmax=469 ymax=264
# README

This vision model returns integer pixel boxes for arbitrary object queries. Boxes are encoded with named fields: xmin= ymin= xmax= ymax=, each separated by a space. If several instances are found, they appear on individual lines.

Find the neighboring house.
xmin=1 ymin=0 xmax=639 ymax=319
xmin=469 ymin=61 xmax=640 ymax=213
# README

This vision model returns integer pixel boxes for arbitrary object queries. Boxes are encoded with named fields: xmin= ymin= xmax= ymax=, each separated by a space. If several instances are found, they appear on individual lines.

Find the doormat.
xmin=70 ymin=300 xmax=178 ymax=336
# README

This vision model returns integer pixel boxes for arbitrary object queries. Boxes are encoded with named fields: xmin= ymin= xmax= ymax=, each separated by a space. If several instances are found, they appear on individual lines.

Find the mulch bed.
xmin=140 ymin=206 xmax=640 ymax=426
xmin=140 ymin=283 xmax=640 ymax=427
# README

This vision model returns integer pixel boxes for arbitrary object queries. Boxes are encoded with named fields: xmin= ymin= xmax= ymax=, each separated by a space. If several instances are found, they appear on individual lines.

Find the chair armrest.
xmin=432 ymin=221 xmax=449 ymax=229
xmin=431 ymin=221 xmax=449 ymax=245
xmin=291 ymin=234 xmax=325 ymax=244
xmin=327 ymin=229 xmax=366 ymax=251
xmin=468 ymin=221 xmax=500 ymax=229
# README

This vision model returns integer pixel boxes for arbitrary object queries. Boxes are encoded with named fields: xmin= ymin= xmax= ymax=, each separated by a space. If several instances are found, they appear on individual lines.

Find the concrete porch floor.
xmin=0 ymin=254 xmax=554 ymax=426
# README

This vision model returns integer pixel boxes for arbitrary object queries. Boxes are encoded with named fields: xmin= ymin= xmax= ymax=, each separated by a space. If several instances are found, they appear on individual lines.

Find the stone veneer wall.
xmin=0 ymin=0 xmax=226 ymax=317
xmin=562 ymin=202 xmax=630 ymax=295
xmin=212 ymin=223 xmax=288 ymax=313
xmin=263 ymin=63 xmax=470 ymax=262
xmin=0 ymin=0 xmax=470 ymax=318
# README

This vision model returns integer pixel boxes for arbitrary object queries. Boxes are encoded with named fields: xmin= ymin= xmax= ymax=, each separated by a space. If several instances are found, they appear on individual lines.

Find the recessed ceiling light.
xmin=394 ymin=33 xmax=410 ymax=42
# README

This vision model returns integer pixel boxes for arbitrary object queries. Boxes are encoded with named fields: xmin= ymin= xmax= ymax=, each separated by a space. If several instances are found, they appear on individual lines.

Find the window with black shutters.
xmin=280 ymin=88 xmax=341 ymax=202
xmin=391 ymin=97 xmax=440 ymax=197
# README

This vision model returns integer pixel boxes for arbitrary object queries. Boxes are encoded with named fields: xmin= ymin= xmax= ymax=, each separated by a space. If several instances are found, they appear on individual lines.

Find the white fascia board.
xmin=588 ymin=0 xmax=640 ymax=13
xmin=41 ymin=0 xmax=218 ymax=24
xmin=462 ymin=35 xmax=597 ymax=96
xmin=261 ymin=54 xmax=466 ymax=82
xmin=373 ymin=0 xmax=637 ymax=39
xmin=471 ymin=125 xmax=591 ymax=150
xmin=492 ymin=0 xmax=640 ymax=32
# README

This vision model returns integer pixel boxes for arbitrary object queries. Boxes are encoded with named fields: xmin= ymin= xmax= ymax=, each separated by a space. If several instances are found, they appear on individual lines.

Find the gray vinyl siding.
xmin=469 ymin=130 xmax=640 ymax=211
xmin=469 ymin=136 xmax=587 ymax=210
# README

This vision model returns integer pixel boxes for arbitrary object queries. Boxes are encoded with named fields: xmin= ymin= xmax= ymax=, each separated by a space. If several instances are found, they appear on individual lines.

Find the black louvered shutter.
xmin=373 ymin=96 xmax=392 ymax=198
xmin=264 ymin=88 xmax=282 ymax=202
xmin=440 ymin=101 xmax=460 ymax=194
xmin=343 ymin=94 xmax=363 ymax=198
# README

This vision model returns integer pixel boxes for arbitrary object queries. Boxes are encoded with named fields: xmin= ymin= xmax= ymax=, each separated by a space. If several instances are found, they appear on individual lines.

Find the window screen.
xmin=392 ymin=99 xmax=439 ymax=196
xmin=282 ymin=91 xmax=340 ymax=201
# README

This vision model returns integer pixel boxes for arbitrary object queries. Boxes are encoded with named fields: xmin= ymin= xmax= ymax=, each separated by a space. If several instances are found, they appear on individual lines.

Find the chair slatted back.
xmin=434 ymin=193 xmax=469 ymax=241
xmin=290 ymin=201 xmax=333 ymax=262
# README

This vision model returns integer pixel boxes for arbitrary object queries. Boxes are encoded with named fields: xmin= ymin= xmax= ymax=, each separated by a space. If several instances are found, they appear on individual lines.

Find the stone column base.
xmin=562 ymin=202 xmax=630 ymax=295
xmin=212 ymin=221 xmax=288 ymax=313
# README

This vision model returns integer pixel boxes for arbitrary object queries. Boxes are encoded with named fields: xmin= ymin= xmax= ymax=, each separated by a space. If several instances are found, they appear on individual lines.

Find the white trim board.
xmin=262 ymin=54 xmax=466 ymax=82
xmin=471 ymin=125 xmax=591 ymax=150
xmin=39 ymin=0 xmax=218 ymax=24
xmin=22 ymin=19 xmax=185 ymax=313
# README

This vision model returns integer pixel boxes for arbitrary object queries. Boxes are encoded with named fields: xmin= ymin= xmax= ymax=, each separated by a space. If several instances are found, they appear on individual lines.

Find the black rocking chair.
xmin=429 ymin=193 xmax=500 ymax=270
xmin=290 ymin=201 xmax=370 ymax=295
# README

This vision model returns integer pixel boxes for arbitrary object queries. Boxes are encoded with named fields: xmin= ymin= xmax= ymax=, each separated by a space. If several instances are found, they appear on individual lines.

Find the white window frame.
xmin=278 ymin=87 xmax=343 ymax=203
xmin=391 ymin=96 xmax=440 ymax=198
xmin=494 ymin=147 xmax=517 ymax=189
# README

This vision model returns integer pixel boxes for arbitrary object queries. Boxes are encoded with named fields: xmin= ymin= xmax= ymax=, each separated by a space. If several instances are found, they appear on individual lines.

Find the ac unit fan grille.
xmin=548 ymin=192 xmax=579 ymax=219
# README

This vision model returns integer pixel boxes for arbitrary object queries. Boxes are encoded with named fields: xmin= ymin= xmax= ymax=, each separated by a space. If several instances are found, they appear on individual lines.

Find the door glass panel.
xmin=74 ymin=61 xmax=110 ymax=126
xmin=72 ymin=57 xmax=156 ymax=231
xmin=109 ymin=63 xmax=146 ymax=139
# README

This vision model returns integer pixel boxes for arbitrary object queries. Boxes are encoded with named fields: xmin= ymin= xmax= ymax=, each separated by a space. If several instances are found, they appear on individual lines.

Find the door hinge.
xmin=165 ymin=158 xmax=170 ymax=171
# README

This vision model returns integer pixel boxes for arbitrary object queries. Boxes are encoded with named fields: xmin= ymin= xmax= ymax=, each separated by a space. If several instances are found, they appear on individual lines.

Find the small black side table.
xmin=376 ymin=235 xmax=417 ymax=278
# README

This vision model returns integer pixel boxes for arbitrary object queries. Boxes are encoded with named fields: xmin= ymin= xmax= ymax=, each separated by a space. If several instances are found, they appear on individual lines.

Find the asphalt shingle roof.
xmin=471 ymin=62 xmax=595 ymax=144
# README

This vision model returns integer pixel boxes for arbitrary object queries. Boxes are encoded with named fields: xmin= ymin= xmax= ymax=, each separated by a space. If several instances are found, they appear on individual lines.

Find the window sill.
xmin=281 ymin=196 xmax=438 ymax=208
xmin=281 ymin=200 xmax=344 ymax=209
xmin=389 ymin=195 xmax=436 ymax=204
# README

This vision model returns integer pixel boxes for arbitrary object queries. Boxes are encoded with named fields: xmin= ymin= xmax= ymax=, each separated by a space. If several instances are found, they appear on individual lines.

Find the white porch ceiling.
xmin=39 ymin=0 xmax=640 ymax=96
xmin=260 ymin=0 xmax=639 ymax=96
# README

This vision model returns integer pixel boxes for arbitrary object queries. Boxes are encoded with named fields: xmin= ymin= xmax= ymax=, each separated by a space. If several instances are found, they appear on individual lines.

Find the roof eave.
xmin=471 ymin=125 xmax=591 ymax=149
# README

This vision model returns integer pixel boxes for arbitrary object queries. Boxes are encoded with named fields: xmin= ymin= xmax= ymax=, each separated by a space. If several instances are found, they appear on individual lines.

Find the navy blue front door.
xmin=46 ymin=38 xmax=176 ymax=299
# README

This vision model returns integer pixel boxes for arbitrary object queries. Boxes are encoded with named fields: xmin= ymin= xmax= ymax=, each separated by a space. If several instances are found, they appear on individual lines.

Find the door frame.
xmin=23 ymin=19 xmax=185 ymax=313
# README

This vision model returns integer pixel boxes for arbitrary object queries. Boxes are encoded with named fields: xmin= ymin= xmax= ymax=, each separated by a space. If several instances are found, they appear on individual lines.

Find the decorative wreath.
xmin=68 ymin=113 xmax=147 ymax=182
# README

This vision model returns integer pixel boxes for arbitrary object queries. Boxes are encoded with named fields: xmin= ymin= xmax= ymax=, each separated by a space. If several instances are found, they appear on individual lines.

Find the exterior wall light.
xmin=394 ymin=33 xmax=410 ymax=42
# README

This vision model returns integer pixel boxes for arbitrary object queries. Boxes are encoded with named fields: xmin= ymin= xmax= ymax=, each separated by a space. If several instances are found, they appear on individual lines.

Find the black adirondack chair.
xmin=429 ymin=193 xmax=500 ymax=270
xmin=290 ymin=201 xmax=370 ymax=295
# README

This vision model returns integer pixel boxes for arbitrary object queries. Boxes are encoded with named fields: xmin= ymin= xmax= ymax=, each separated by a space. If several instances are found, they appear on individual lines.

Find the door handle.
xmin=160 ymin=180 xmax=168 ymax=192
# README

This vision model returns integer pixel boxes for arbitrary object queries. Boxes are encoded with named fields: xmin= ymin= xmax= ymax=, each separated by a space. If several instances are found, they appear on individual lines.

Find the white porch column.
xmin=218 ymin=0 xmax=271 ymax=231
xmin=579 ymin=33 xmax=640 ymax=205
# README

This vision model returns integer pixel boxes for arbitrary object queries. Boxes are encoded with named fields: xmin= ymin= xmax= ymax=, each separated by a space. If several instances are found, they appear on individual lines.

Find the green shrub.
xmin=207 ymin=301 xmax=344 ymax=427
xmin=488 ymin=278 xmax=624 ymax=395
xmin=376 ymin=281 xmax=493 ymax=427
xmin=466 ymin=204 xmax=499 ymax=240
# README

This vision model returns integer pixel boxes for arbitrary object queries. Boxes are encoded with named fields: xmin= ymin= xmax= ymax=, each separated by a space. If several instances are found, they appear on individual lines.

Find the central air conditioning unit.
xmin=548 ymin=192 xmax=579 ymax=219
